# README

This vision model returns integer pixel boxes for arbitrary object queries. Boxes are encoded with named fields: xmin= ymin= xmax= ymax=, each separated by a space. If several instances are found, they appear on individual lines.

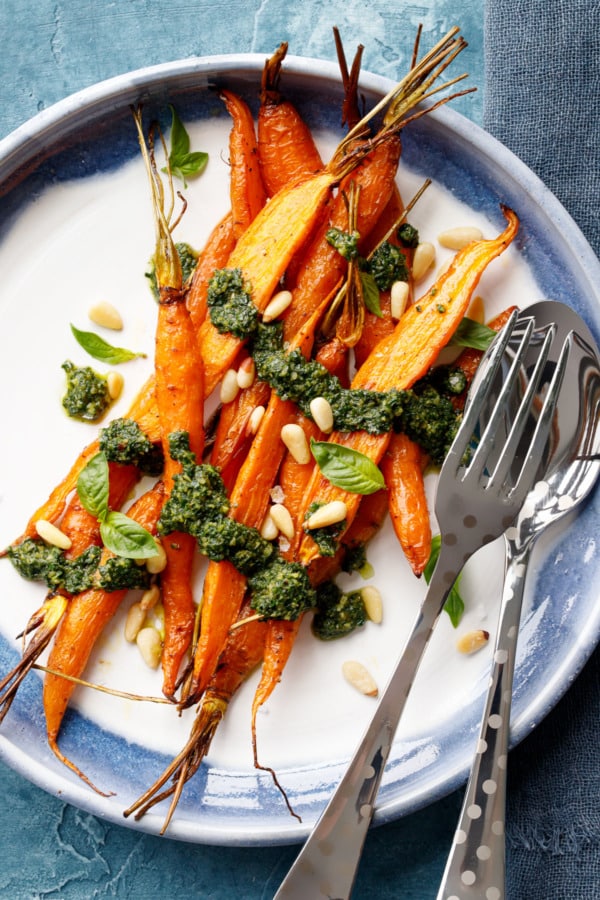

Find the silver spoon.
xmin=437 ymin=300 xmax=600 ymax=900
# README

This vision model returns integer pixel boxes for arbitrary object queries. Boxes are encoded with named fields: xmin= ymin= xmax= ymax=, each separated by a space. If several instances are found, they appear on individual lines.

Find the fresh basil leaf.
xmin=70 ymin=324 xmax=145 ymax=364
xmin=164 ymin=106 xmax=209 ymax=188
xmin=359 ymin=271 xmax=383 ymax=318
xmin=310 ymin=439 xmax=385 ymax=495
xmin=451 ymin=318 xmax=496 ymax=351
xmin=424 ymin=534 xmax=465 ymax=627
xmin=77 ymin=452 xmax=110 ymax=521
xmin=100 ymin=511 xmax=159 ymax=559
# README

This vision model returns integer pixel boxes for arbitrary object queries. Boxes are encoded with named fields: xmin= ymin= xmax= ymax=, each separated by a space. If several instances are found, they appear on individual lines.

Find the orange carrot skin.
xmin=283 ymin=137 xmax=402 ymax=342
xmin=43 ymin=482 xmax=165 ymax=745
xmin=221 ymin=90 xmax=267 ymax=239
xmin=297 ymin=207 xmax=520 ymax=565
xmin=207 ymin=598 xmax=268 ymax=703
xmin=198 ymin=169 xmax=338 ymax=395
xmin=257 ymin=48 xmax=323 ymax=197
xmin=155 ymin=284 xmax=205 ymax=698
xmin=210 ymin=376 xmax=271 ymax=493
xmin=186 ymin=212 xmax=236 ymax=333
xmin=381 ymin=433 xmax=431 ymax=576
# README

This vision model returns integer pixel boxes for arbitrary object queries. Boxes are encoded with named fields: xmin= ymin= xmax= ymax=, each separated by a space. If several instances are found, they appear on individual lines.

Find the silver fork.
xmin=273 ymin=311 xmax=572 ymax=900
xmin=437 ymin=302 xmax=600 ymax=900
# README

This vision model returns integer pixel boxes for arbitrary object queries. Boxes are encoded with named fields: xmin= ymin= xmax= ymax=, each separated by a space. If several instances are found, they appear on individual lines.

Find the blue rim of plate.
xmin=1 ymin=54 xmax=599 ymax=846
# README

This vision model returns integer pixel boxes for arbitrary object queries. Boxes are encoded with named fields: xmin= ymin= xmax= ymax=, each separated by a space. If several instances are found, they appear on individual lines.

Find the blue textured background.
xmin=1 ymin=2 xmax=599 ymax=898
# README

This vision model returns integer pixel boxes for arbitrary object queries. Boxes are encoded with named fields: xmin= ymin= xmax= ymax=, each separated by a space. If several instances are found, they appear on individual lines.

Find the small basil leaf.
xmin=100 ymin=511 xmax=159 ymax=559
xmin=168 ymin=105 xmax=190 ymax=159
xmin=424 ymin=534 xmax=465 ymax=627
xmin=450 ymin=318 xmax=496 ymax=351
xmin=164 ymin=106 xmax=209 ymax=187
xmin=77 ymin=452 xmax=110 ymax=521
xmin=310 ymin=439 xmax=385 ymax=495
xmin=360 ymin=271 xmax=383 ymax=317
xmin=70 ymin=324 xmax=146 ymax=364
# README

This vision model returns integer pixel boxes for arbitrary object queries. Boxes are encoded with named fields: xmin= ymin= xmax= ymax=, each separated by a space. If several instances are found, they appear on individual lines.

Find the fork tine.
xmin=463 ymin=315 xmax=541 ymax=482
xmin=506 ymin=331 xmax=572 ymax=500
xmin=486 ymin=322 xmax=558 ymax=487
xmin=443 ymin=309 xmax=521 ymax=473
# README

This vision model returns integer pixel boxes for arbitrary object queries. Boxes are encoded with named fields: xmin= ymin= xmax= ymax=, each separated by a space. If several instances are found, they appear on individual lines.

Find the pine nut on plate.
xmin=438 ymin=225 xmax=483 ymax=250
xmin=411 ymin=241 xmax=436 ymax=282
xmin=342 ymin=660 xmax=378 ymax=697
xmin=309 ymin=396 xmax=334 ymax=433
xmin=136 ymin=626 xmax=163 ymax=669
xmin=280 ymin=423 xmax=311 ymax=464
xmin=263 ymin=289 xmax=292 ymax=322
xmin=34 ymin=518 xmax=72 ymax=550
xmin=306 ymin=500 xmax=347 ymax=529
xmin=88 ymin=300 xmax=123 ymax=330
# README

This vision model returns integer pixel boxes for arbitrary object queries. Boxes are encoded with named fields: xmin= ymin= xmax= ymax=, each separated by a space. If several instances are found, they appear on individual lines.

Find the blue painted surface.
xmin=1 ymin=2 xmax=598 ymax=899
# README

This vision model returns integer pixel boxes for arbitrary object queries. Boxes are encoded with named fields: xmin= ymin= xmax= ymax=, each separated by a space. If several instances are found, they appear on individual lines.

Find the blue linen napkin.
xmin=484 ymin=2 xmax=600 ymax=897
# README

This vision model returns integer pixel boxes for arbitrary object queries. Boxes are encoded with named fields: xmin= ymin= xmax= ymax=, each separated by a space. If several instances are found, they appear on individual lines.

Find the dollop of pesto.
xmin=303 ymin=502 xmax=346 ymax=557
xmin=61 ymin=360 xmax=112 ymax=422
xmin=367 ymin=241 xmax=409 ymax=291
xmin=325 ymin=226 xmax=360 ymax=261
xmin=7 ymin=539 xmax=101 ymax=593
xmin=146 ymin=242 xmax=198 ymax=301
xmin=99 ymin=418 xmax=164 ymax=476
xmin=97 ymin=555 xmax=151 ymax=592
xmin=397 ymin=222 xmax=419 ymax=248
xmin=207 ymin=267 xmax=258 ymax=340
xmin=312 ymin=581 xmax=367 ymax=640
xmin=158 ymin=432 xmax=314 ymax=620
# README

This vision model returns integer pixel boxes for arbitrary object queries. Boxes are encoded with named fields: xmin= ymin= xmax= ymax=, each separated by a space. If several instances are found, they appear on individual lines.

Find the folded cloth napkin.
xmin=484 ymin=2 xmax=600 ymax=898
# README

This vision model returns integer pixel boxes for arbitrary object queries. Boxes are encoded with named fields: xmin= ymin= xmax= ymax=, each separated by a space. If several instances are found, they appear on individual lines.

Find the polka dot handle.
xmin=436 ymin=534 xmax=531 ymax=900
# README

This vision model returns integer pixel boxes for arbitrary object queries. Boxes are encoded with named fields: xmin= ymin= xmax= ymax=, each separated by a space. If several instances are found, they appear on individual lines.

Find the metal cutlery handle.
xmin=274 ymin=546 xmax=464 ymax=900
xmin=437 ymin=537 xmax=530 ymax=900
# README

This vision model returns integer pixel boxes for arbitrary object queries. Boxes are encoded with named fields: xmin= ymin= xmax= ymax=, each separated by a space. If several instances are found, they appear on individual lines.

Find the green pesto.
xmin=61 ymin=360 xmax=112 ymax=422
xmin=325 ymin=226 xmax=360 ymax=261
xmin=397 ymin=222 xmax=419 ymax=248
xmin=304 ymin=502 xmax=346 ymax=557
xmin=99 ymin=418 xmax=164 ymax=476
xmin=146 ymin=241 xmax=198 ymax=301
xmin=341 ymin=542 xmax=368 ymax=574
xmin=158 ymin=432 xmax=314 ymax=619
xmin=207 ymin=267 xmax=258 ymax=340
xmin=97 ymin=556 xmax=151 ymax=592
xmin=248 ymin=558 xmax=316 ymax=620
xmin=312 ymin=581 xmax=367 ymax=640
xmin=7 ymin=539 xmax=101 ymax=594
xmin=399 ymin=386 xmax=461 ymax=465
xmin=367 ymin=241 xmax=409 ymax=291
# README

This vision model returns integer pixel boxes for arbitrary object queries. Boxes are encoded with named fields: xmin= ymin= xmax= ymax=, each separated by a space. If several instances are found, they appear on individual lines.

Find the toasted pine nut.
xmin=136 ymin=626 xmax=163 ymax=668
xmin=342 ymin=660 xmax=378 ymax=697
xmin=125 ymin=602 xmax=146 ymax=643
xmin=106 ymin=371 xmax=124 ymax=401
xmin=306 ymin=500 xmax=347 ymax=529
xmin=146 ymin=539 xmax=167 ymax=574
xmin=220 ymin=368 xmax=240 ymax=404
xmin=237 ymin=357 xmax=256 ymax=389
xmin=280 ymin=423 xmax=311 ymax=464
xmin=35 ymin=519 xmax=72 ymax=550
xmin=260 ymin=512 xmax=279 ymax=541
xmin=390 ymin=281 xmax=409 ymax=320
xmin=468 ymin=294 xmax=485 ymax=324
xmin=140 ymin=584 xmax=160 ymax=612
xmin=361 ymin=585 xmax=383 ymax=624
xmin=456 ymin=629 xmax=490 ymax=655
xmin=88 ymin=300 xmax=123 ymax=331
xmin=310 ymin=396 xmax=334 ymax=433
xmin=438 ymin=225 xmax=483 ymax=250
xmin=412 ymin=241 xmax=436 ymax=282
xmin=269 ymin=503 xmax=295 ymax=540
xmin=248 ymin=405 xmax=265 ymax=434
xmin=263 ymin=289 xmax=293 ymax=322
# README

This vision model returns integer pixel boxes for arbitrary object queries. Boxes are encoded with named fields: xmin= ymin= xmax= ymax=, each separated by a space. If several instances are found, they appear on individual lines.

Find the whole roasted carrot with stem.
xmin=133 ymin=108 xmax=205 ymax=699
xmin=123 ymin=595 xmax=267 ymax=831
xmin=296 ymin=206 xmax=520 ymax=566
xmin=221 ymin=90 xmax=267 ymax=238
xmin=257 ymin=42 xmax=324 ymax=197
xmin=42 ymin=481 xmax=166 ymax=792
xmin=381 ymin=432 xmax=431 ymax=576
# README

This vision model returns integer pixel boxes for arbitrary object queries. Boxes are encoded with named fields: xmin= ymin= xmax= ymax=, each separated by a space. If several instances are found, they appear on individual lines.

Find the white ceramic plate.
xmin=1 ymin=56 xmax=599 ymax=846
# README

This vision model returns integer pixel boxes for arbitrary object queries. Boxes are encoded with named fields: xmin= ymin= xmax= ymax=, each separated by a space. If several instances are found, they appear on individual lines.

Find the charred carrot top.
xmin=296 ymin=207 xmax=520 ymax=565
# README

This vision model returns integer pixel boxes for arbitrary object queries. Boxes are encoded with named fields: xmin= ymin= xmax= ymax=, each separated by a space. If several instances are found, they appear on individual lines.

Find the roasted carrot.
xmin=186 ymin=212 xmax=236 ymax=332
xmin=43 ymin=481 xmax=165 ymax=791
xmin=221 ymin=90 xmax=267 ymax=238
xmin=124 ymin=596 xmax=267 ymax=830
xmin=296 ymin=207 xmax=520 ymax=566
xmin=133 ymin=109 xmax=206 ymax=699
xmin=381 ymin=433 xmax=431 ymax=576
xmin=210 ymin=373 xmax=271 ymax=492
xmin=257 ymin=43 xmax=324 ymax=197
